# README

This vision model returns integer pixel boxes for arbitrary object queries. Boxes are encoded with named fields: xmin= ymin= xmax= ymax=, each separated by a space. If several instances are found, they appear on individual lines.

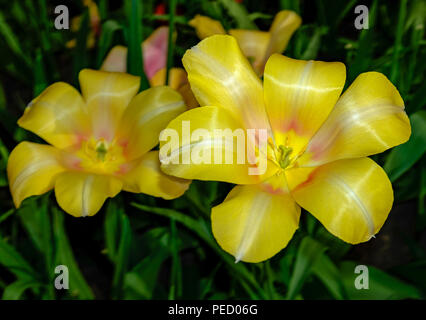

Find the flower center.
xmin=95 ymin=140 xmax=108 ymax=162
xmin=71 ymin=137 xmax=127 ymax=174
xmin=278 ymin=145 xmax=293 ymax=169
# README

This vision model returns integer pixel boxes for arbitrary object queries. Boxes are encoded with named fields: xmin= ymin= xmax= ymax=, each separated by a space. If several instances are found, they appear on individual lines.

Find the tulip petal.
xmin=189 ymin=15 xmax=226 ymax=39
xmin=160 ymin=105 xmax=278 ymax=184
xmin=118 ymin=86 xmax=186 ymax=160
xmin=100 ymin=45 xmax=128 ymax=73
xmin=287 ymin=157 xmax=393 ymax=244
xmin=212 ymin=172 xmax=300 ymax=263
xmin=7 ymin=142 xmax=65 ymax=208
xmin=150 ymin=67 xmax=199 ymax=109
xmin=142 ymin=26 xmax=169 ymax=79
xmin=18 ymin=82 xmax=90 ymax=149
xmin=122 ymin=151 xmax=190 ymax=199
xmin=228 ymin=29 xmax=270 ymax=75
xmin=264 ymin=54 xmax=346 ymax=156
xmin=298 ymin=72 xmax=411 ymax=167
xmin=182 ymin=35 xmax=271 ymax=131
xmin=79 ymin=69 xmax=140 ymax=141
xmin=261 ymin=10 xmax=301 ymax=72
xmin=54 ymin=171 xmax=122 ymax=217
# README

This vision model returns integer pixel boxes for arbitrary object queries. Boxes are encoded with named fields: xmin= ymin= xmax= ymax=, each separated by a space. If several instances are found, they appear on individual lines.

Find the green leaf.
xmin=384 ymin=110 xmax=426 ymax=182
xmin=2 ymin=279 xmax=42 ymax=300
xmin=72 ymin=8 xmax=90 ymax=86
xmin=286 ymin=236 xmax=326 ymax=299
xmin=340 ymin=261 xmax=422 ymax=299
xmin=104 ymin=201 xmax=120 ymax=262
xmin=131 ymin=203 xmax=266 ymax=299
xmin=52 ymin=208 xmax=94 ymax=299
xmin=165 ymin=0 xmax=177 ymax=86
xmin=111 ymin=211 xmax=132 ymax=299
xmin=0 ymin=235 xmax=38 ymax=281
xmin=312 ymin=254 xmax=347 ymax=300
xmin=96 ymin=20 xmax=122 ymax=68
xmin=123 ymin=229 xmax=170 ymax=299
xmin=18 ymin=197 xmax=54 ymax=278
xmin=33 ymin=49 xmax=47 ymax=96
xmin=0 ymin=11 xmax=31 ymax=68
xmin=125 ymin=0 xmax=149 ymax=90
xmin=218 ymin=0 xmax=257 ymax=30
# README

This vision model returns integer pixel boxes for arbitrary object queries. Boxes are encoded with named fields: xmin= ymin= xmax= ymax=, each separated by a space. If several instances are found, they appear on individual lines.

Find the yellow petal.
xmin=54 ymin=171 xmax=122 ymax=217
xmin=18 ymin=82 xmax=90 ymax=149
xmin=287 ymin=157 xmax=393 ymax=244
xmin=228 ymin=29 xmax=270 ymax=75
xmin=261 ymin=10 xmax=301 ymax=73
xmin=78 ymin=69 xmax=140 ymax=141
xmin=189 ymin=15 xmax=226 ymax=39
xmin=100 ymin=45 xmax=128 ymax=73
xmin=212 ymin=172 xmax=300 ymax=263
xmin=150 ymin=67 xmax=199 ymax=109
xmin=7 ymin=142 xmax=65 ymax=208
xmin=122 ymin=151 xmax=190 ymax=199
xmin=298 ymin=72 xmax=411 ymax=167
xmin=159 ymin=106 xmax=278 ymax=185
xmin=182 ymin=35 xmax=270 ymax=131
xmin=118 ymin=86 xmax=186 ymax=160
xmin=263 ymin=54 xmax=346 ymax=156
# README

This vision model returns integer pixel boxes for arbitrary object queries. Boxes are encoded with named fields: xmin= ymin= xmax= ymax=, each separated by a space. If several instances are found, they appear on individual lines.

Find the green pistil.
xmin=96 ymin=141 xmax=108 ymax=162
xmin=278 ymin=145 xmax=293 ymax=169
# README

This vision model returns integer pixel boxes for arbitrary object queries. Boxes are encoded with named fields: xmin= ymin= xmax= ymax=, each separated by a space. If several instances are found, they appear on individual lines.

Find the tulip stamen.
xmin=96 ymin=141 xmax=108 ymax=162
xmin=278 ymin=145 xmax=293 ymax=169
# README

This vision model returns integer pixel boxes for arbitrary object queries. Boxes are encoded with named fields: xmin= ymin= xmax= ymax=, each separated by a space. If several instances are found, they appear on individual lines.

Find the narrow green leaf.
xmin=2 ymin=279 xmax=42 ymax=300
xmin=125 ymin=0 xmax=149 ymax=90
xmin=218 ymin=0 xmax=257 ymax=29
xmin=340 ymin=261 xmax=421 ymax=299
xmin=0 ymin=235 xmax=38 ymax=281
xmin=384 ymin=110 xmax=426 ymax=182
xmin=312 ymin=254 xmax=347 ymax=300
xmin=131 ymin=203 xmax=266 ymax=299
xmin=111 ymin=211 xmax=132 ymax=299
xmin=52 ymin=208 xmax=94 ymax=299
xmin=33 ymin=49 xmax=47 ymax=96
xmin=96 ymin=20 xmax=122 ymax=68
xmin=72 ymin=9 xmax=90 ymax=86
xmin=165 ymin=0 xmax=177 ymax=85
xmin=104 ymin=201 xmax=120 ymax=262
xmin=0 ymin=11 xmax=31 ymax=67
xmin=286 ymin=236 xmax=326 ymax=299
xmin=390 ymin=0 xmax=408 ymax=84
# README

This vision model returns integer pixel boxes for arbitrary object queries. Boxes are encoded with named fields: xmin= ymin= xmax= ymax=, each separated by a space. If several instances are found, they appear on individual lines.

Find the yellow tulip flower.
xmin=189 ymin=10 xmax=301 ymax=75
xmin=7 ymin=69 xmax=190 ymax=217
xmin=160 ymin=35 xmax=412 ymax=263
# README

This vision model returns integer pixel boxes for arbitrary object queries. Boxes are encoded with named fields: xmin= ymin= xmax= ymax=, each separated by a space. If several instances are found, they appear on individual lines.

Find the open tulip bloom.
xmin=159 ymin=35 xmax=412 ymax=263
xmin=7 ymin=70 xmax=190 ymax=217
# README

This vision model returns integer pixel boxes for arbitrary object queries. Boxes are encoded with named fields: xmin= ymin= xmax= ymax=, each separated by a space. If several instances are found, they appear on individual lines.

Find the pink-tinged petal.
xmin=297 ymin=72 xmax=411 ymax=167
xmin=18 ymin=82 xmax=90 ymax=150
xmin=142 ymin=26 xmax=169 ymax=79
xmin=263 ymin=54 xmax=346 ymax=157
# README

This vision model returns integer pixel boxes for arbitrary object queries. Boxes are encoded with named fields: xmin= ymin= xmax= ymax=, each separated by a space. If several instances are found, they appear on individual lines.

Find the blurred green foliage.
xmin=0 ymin=0 xmax=425 ymax=300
